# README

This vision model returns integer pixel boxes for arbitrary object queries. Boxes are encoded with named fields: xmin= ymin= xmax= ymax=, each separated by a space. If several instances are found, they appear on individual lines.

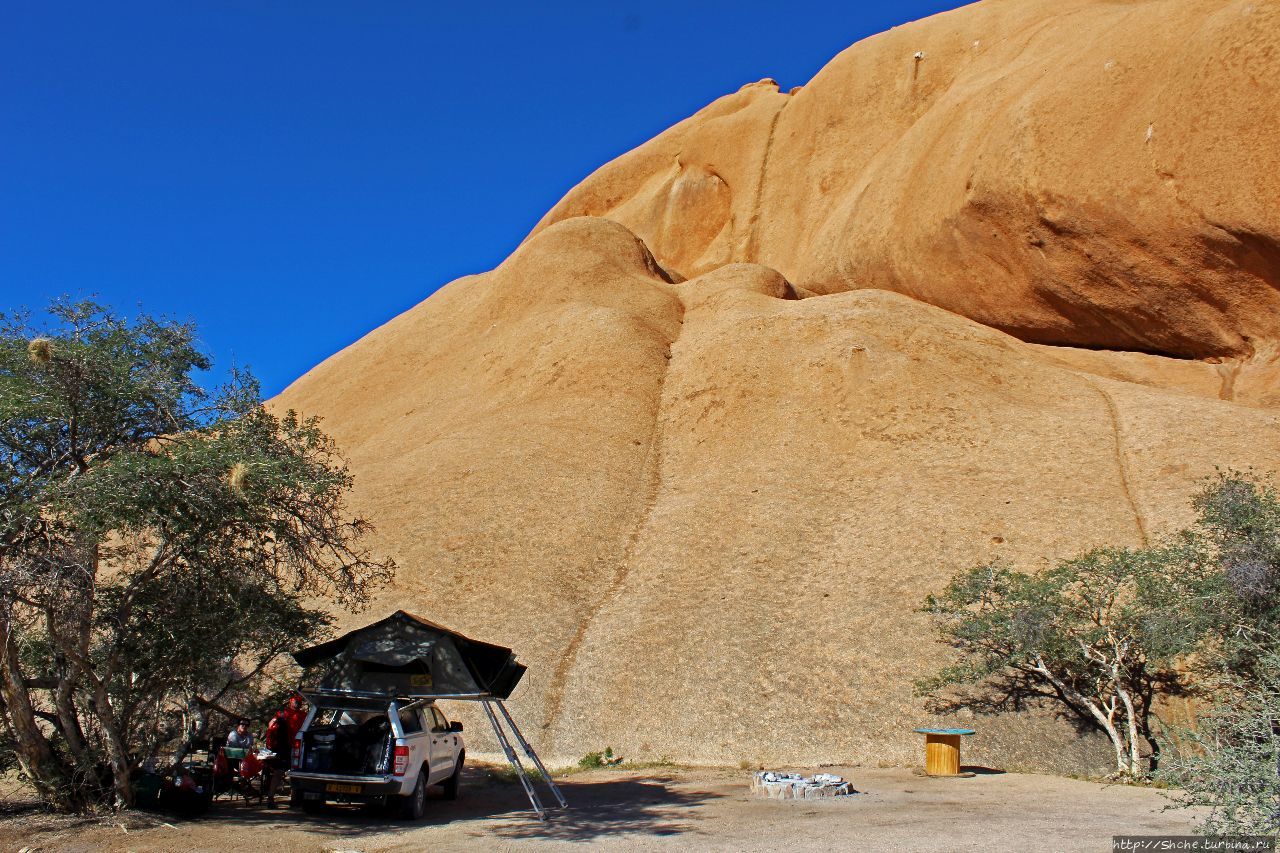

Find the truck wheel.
xmin=398 ymin=770 xmax=427 ymax=820
xmin=442 ymin=756 xmax=463 ymax=801
xmin=289 ymin=787 xmax=304 ymax=809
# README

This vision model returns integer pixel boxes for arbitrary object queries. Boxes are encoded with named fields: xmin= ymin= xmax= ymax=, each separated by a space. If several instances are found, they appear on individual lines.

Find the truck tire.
xmin=397 ymin=769 xmax=427 ymax=820
xmin=442 ymin=755 xmax=463 ymax=801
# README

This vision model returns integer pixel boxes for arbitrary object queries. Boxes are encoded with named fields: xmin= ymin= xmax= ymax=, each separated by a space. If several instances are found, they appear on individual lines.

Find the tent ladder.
xmin=494 ymin=699 xmax=568 ymax=809
xmin=482 ymin=699 xmax=551 ymax=820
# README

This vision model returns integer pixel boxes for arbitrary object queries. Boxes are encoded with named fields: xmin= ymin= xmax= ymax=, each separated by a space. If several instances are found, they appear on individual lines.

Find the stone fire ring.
xmin=751 ymin=771 xmax=857 ymax=799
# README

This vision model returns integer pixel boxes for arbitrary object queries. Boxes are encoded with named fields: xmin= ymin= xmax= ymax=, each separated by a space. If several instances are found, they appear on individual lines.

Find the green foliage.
xmin=1158 ymin=472 xmax=1280 ymax=834
xmin=921 ymin=469 xmax=1280 ymax=786
xmin=1161 ymin=650 xmax=1280 ymax=836
xmin=578 ymin=747 xmax=617 ymax=769
xmin=920 ymin=547 xmax=1207 ymax=776
xmin=1189 ymin=471 xmax=1280 ymax=678
xmin=0 ymin=299 xmax=394 ymax=811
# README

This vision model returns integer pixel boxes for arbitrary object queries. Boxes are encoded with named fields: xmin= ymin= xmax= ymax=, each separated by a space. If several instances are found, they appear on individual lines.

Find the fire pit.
xmin=750 ymin=772 xmax=856 ymax=799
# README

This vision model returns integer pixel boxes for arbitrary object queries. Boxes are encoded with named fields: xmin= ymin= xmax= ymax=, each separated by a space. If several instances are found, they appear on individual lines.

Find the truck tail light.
xmin=292 ymin=735 xmax=302 ymax=769
xmin=393 ymin=743 xmax=410 ymax=776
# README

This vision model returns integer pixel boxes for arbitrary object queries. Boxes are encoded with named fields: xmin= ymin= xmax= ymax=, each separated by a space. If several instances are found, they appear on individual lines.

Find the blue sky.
xmin=2 ymin=0 xmax=967 ymax=397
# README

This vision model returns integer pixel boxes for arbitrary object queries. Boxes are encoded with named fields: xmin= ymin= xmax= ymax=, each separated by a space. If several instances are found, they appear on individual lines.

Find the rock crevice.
xmin=540 ymin=300 xmax=687 ymax=740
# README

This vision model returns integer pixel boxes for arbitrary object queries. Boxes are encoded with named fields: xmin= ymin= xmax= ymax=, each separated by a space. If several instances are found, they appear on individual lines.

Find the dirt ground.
xmin=0 ymin=764 xmax=1197 ymax=852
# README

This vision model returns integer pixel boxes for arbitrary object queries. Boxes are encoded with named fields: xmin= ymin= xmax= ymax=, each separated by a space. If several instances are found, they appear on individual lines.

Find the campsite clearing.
xmin=0 ymin=763 xmax=1197 ymax=851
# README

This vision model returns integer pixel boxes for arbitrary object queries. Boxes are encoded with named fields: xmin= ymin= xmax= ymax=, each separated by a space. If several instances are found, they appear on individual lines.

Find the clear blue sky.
xmin=2 ymin=0 xmax=967 ymax=397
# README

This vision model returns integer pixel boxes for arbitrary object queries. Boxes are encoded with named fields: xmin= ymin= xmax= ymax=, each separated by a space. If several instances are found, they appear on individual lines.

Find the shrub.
xmin=578 ymin=747 xmax=617 ymax=769
xmin=1161 ymin=650 xmax=1280 ymax=836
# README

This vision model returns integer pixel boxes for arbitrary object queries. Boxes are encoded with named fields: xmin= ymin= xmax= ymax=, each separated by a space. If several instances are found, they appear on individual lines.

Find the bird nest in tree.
xmin=28 ymin=337 xmax=53 ymax=364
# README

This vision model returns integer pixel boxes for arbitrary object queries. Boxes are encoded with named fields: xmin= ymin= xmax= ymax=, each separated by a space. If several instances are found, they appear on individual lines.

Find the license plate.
xmin=325 ymin=783 xmax=362 ymax=794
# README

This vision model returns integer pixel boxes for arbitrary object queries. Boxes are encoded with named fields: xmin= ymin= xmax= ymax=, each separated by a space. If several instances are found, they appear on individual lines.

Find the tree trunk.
xmin=55 ymin=554 xmax=95 ymax=769
xmin=0 ymin=615 xmax=76 ymax=808
xmin=1034 ymin=657 xmax=1133 ymax=775
xmin=1117 ymin=685 xmax=1143 ymax=776
xmin=1098 ymin=712 xmax=1130 ymax=775
xmin=52 ymin=674 xmax=89 ymax=765
xmin=89 ymin=680 xmax=135 ymax=810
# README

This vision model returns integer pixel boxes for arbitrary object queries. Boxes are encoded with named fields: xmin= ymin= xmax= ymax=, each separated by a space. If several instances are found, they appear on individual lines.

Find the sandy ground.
xmin=0 ymin=764 xmax=1196 ymax=852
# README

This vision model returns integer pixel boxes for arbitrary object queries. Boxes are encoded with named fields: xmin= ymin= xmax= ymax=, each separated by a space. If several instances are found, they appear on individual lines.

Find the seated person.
xmin=225 ymin=718 xmax=255 ymax=752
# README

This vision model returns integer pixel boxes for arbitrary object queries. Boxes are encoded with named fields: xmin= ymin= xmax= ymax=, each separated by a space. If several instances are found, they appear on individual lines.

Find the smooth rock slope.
xmin=277 ymin=0 xmax=1280 ymax=771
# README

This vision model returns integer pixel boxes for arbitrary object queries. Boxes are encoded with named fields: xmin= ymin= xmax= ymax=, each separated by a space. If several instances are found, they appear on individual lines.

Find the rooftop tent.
xmin=290 ymin=610 xmax=526 ymax=700
xmin=290 ymin=610 xmax=563 ymax=820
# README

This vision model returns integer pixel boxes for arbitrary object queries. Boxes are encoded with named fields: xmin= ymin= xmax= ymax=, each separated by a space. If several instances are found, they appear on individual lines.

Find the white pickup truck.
xmin=288 ymin=696 xmax=464 ymax=819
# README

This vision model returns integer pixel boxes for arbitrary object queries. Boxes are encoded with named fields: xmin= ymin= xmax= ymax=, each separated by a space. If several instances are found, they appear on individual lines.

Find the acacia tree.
xmin=0 ymin=299 xmax=394 ymax=810
xmin=918 ymin=545 xmax=1211 ymax=777
xmin=1160 ymin=473 xmax=1280 ymax=833
xmin=1162 ymin=650 xmax=1280 ymax=836
xmin=1189 ymin=471 xmax=1280 ymax=678
xmin=920 ymin=472 xmax=1280 ymax=783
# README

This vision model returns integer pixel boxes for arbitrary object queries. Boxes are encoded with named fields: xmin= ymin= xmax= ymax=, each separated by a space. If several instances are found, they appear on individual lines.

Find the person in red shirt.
xmin=264 ymin=695 xmax=308 ymax=807
xmin=282 ymin=695 xmax=307 ymax=738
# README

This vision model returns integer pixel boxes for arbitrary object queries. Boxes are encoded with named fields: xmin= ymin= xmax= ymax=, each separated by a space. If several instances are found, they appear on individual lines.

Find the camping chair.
xmin=214 ymin=746 xmax=267 ymax=803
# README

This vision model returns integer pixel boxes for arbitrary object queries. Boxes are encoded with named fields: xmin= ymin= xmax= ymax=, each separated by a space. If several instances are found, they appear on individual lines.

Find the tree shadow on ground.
xmin=146 ymin=766 xmax=720 ymax=844
xmin=0 ymin=801 xmax=39 ymax=817
xmin=0 ymin=799 xmax=174 ymax=839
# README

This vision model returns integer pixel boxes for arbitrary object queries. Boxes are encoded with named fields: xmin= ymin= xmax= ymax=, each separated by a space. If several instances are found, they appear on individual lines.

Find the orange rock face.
xmin=276 ymin=1 xmax=1280 ymax=771
xmin=533 ymin=0 xmax=1280 ymax=361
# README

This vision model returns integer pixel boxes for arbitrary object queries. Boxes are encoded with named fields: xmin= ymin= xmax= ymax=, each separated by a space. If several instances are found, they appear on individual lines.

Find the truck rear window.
xmin=398 ymin=708 xmax=423 ymax=734
xmin=313 ymin=708 xmax=379 ymax=727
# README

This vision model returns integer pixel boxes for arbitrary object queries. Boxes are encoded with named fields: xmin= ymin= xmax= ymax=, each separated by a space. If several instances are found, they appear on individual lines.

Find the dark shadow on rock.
xmin=959 ymin=766 xmax=1006 ymax=775
xmin=921 ymin=672 xmax=1101 ymax=738
xmin=921 ymin=669 xmax=1189 ymax=741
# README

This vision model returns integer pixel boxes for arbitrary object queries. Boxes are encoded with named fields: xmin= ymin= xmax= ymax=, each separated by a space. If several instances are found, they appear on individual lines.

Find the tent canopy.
xmin=291 ymin=611 xmax=526 ymax=700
